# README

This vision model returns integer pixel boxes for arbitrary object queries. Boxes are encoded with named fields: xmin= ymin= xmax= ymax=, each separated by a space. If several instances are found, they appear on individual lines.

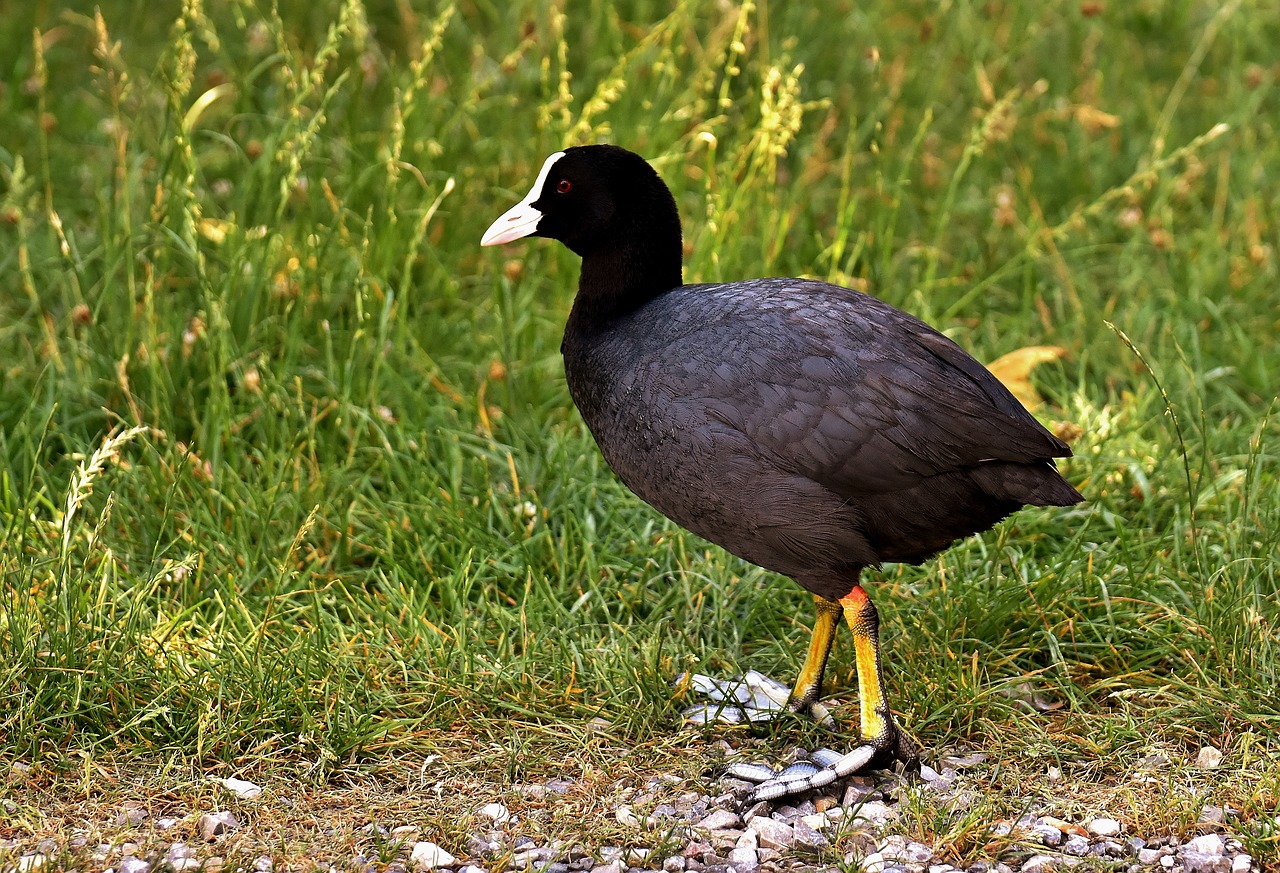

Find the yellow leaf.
xmin=987 ymin=345 xmax=1069 ymax=410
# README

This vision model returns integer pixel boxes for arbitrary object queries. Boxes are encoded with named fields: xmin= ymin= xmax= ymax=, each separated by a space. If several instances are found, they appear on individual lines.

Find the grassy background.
xmin=1 ymin=0 xmax=1278 ymax=859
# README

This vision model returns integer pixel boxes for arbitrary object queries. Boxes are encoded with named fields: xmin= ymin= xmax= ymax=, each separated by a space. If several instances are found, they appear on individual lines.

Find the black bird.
xmin=482 ymin=144 xmax=1082 ymax=796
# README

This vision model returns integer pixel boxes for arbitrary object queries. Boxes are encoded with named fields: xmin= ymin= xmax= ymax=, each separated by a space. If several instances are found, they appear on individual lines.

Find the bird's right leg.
xmin=787 ymin=595 xmax=842 ymax=717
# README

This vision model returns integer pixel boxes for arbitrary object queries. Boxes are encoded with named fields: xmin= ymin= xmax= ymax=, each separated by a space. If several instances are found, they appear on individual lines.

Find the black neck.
xmin=566 ymin=226 xmax=683 ymax=338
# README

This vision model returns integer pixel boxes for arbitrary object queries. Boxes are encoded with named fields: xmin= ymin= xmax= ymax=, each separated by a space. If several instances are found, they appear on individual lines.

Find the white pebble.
xmin=747 ymin=816 xmax=795 ymax=849
xmin=213 ymin=776 xmax=263 ymax=799
xmin=1187 ymin=834 xmax=1227 ymax=856
xmin=411 ymin=842 xmax=457 ymax=869
xmin=478 ymin=802 xmax=511 ymax=824
xmin=1021 ymin=854 xmax=1059 ymax=873
xmin=615 ymin=805 xmax=643 ymax=828
xmin=1182 ymin=851 xmax=1232 ymax=873
xmin=697 ymin=809 xmax=742 ymax=831
xmin=727 ymin=846 xmax=759 ymax=873
xmin=1196 ymin=745 xmax=1224 ymax=769
xmin=1089 ymin=817 xmax=1122 ymax=837
xmin=1231 ymin=855 xmax=1253 ymax=873
xmin=858 ymin=852 xmax=887 ymax=873
xmin=199 ymin=811 xmax=240 ymax=841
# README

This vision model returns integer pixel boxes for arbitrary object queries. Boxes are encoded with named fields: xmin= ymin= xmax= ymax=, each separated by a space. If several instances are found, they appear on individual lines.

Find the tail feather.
xmin=973 ymin=460 xmax=1082 ymax=507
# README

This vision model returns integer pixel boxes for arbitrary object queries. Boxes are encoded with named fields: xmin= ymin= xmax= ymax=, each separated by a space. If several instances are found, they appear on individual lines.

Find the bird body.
xmin=482 ymin=144 xmax=1082 ymax=796
xmin=563 ymin=276 xmax=1078 ymax=600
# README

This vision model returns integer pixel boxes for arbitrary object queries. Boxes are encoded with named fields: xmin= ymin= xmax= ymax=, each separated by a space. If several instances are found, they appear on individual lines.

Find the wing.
xmin=628 ymin=279 xmax=1070 ymax=501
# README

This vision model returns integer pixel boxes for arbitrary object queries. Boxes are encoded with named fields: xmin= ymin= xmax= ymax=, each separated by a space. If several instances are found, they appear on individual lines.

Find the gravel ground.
xmin=2 ymin=744 xmax=1267 ymax=873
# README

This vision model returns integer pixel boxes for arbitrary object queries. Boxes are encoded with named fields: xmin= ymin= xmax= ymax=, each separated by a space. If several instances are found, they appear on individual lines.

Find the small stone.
xmin=214 ymin=776 xmax=263 ymax=799
xmin=1034 ymin=825 xmax=1062 ymax=847
xmin=1188 ymin=835 xmax=1227 ymax=856
xmin=1231 ymin=856 xmax=1252 ymax=873
xmin=479 ymin=803 xmax=511 ymax=824
xmin=156 ymin=817 xmax=180 ymax=830
xmin=1062 ymin=835 xmax=1090 ymax=856
xmin=792 ymin=820 xmax=828 ymax=850
xmin=1089 ymin=818 xmax=1122 ymax=837
xmin=682 ymin=843 xmax=713 ymax=859
xmin=1138 ymin=849 xmax=1163 ymax=866
xmin=16 ymin=856 xmax=46 ymax=873
xmin=727 ymin=847 xmax=758 ymax=873
xmin=1160 ymin=856 xmax=1175 ymax=869
xmin=746 ymin=817 xmax=794 ymax=850
xmin=905 ymin=842 xmax=933 ymax=864
xmin=1136 ymin=753 xmax=1170 ymax=770
xmin=1182 ymin=852 xmax=1231 ymax=873
xmin=663 ymin=857 xmax=686 ymax=872
xmin=119 ymin=859 xmax=152 ymax=873
xmin=616 ymin=806 xmax=643 ymax=828
xmin=253 ymin=857 xmax=272 ymax=872
xmin=850 ymin=801 xmax=897 ymax=826
xmin=167 ymin=844 xmax=197 ymax=863
xmin=116 ymin=803 xmax=149 ymax=827
xmin=652 ymin=803 xmax=679 ymax=821
xmin=1196 ymin=746 xmax=1224 ymax=769
xmin=1046 ymin=766 xmax=1062 ymax=782
xmin=199 ymin=811 xmax=240 ymax=841
xmin=800 ymin=813 xmax=830 ymax=831
xmin=513 ymin=847 xmax=554 ymax=868
xmin=1021 ymin=855 xmax=1059 ymax=873
xmin=1198 ymin=805 xmax=1227 ymax=825
xmin=697 ymin=810 xmax=742 ymax=831
xmin=459 ymin=866 xmax=489 ymax=873
xmin=590 ymin=863 xmax=623 ymax=873
xmin=411 ymin=842 xmax=457 ymax=869
xmin=859 ymin=853 xmax=887 ymax=873
xmin=842 ymin=778 xmax=878 ymax=805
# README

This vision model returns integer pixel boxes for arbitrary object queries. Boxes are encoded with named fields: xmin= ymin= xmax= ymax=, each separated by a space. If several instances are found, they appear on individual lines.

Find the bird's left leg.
xmin=839 ymin=583 xmax=919 ymax=768
xmin=786 ymin=595 xmax=842 ymax=720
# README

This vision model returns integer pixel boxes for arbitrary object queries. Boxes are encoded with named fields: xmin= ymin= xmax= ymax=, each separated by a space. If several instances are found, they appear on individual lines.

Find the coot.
xmin=482 ymin=145 xmax=1082 ymax=795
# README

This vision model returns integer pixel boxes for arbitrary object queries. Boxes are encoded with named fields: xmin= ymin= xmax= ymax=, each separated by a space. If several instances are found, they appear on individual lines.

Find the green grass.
xmin=2 ymin=0 xmax=1278 ymax=862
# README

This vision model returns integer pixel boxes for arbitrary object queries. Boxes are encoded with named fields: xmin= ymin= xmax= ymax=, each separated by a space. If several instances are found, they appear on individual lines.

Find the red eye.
xmin=556 ymin=179 xmax=572 ymax=194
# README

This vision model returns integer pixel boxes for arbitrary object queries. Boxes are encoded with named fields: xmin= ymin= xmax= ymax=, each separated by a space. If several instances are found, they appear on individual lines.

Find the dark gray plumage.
xmin=482 ymin=143 xmax=1082 ymax=784
xmin=564 ymin=276 xmax=1079 ymax=600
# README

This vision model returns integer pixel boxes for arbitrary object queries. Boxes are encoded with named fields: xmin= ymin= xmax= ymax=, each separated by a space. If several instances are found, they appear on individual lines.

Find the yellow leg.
xmin=839 ymin=584 xmax=918 ymax=770
xmin=788 ymin=596 xmax=842 ymax=713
